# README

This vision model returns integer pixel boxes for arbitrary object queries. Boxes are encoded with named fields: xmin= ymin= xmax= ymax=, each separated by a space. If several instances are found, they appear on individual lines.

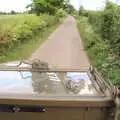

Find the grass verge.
xmin=77 ymin=16 xmax=120 ymax=85
xmin=0 ymin=22 xmax=59 ymax=63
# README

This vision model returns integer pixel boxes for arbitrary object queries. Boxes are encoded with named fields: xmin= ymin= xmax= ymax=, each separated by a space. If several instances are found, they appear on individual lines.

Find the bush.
xmin=56 ymin=8 xmax=67 ymax=18
xmin=86 ymin=2 xmax=120 ymax=58
xmin=77 ymin=16 xmax=120 ymax=85
xmin=102 ymin=2 xmax=120 ymax=57
xmin=0 ymin=26 xmax=12 ymax=45
xmin=78 ymin=2 xmax=120 ymax=85
xmin=88 ymin=11 xmax=103 ymax=33
xmin=0 ymin=14 xmax=59 ymax=55
xmin=41 ymin=14 xmax=58 ymax=26
xmin=16 ymin=24 xmax=33 ymax=42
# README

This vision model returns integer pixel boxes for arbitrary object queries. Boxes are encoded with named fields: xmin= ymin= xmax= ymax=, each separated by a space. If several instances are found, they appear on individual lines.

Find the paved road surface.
xmin=30 ymin=16 xmax=90 ymax=70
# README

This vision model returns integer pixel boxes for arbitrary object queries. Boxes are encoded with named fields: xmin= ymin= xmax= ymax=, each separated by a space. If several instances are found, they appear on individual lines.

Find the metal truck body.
xmin=0 ymin=61 xmax=119 ymax=120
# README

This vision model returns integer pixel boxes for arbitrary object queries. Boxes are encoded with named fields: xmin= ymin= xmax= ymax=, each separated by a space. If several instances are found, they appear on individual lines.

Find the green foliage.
xmin=0 ymin=26 xmax=12 ymax=45
xmin=88 ymin=11 xmax=103 ymax=33
xmin=102 ymin=2 xmax=120 ymax=57
xmin=86 ymin=2 xmax=120 ymax=58
xmin=56 ymin=8 xmax=67 ymax=18
xmin=0 ymin=14 xmax=59 ymax=59
xmin=28 ymin=0 xmax=70 ymax=15
xmin=10 ymin=10 xmax=17 ymax=15
xmin=77 ymin=16 xmax=120 ymax=85
xmin=65 ymin=4 xmax=76 ymax=14
xmin=15 ymin=24 xmax=33 ymax=42
xmin=78 ymin=2 xmax=120 ymax=85
xmin=79 ymin=6 xmax=84 ymax=15
xmin=34 ymin=0 xmax=56 ymax=15
xmin=0 ymin=21 xmax=59 ymax=63
xmin=79 ymin=6 xmax=89 ymax=17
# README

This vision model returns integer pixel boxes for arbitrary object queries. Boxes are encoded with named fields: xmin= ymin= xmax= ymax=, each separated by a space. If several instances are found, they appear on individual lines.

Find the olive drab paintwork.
xmin=0 ymin=61 xmax=119 ymax=120
xmin=0 ymin=99 xmax=116 ymax=120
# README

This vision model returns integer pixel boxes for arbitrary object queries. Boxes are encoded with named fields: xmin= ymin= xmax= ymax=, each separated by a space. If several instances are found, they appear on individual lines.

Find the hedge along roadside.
xmin=0 ymin=14 xmax=57 ymax=50
xmin=0 ymin=12 xmax=67 ymax=62
xmin=77 ymin=16 xmax=120 ymax=85
xmin=87 ymin=2 xmax=120 ymax=59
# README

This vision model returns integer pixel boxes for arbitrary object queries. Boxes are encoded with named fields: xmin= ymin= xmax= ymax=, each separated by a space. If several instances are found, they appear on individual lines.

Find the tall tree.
xmin=10 ymin=10 xmax=16 ymax=15
xmin=79 ymin=5 xmax=84 ymax=15
xmin=27 ymin=0 xmax=70 ymax=15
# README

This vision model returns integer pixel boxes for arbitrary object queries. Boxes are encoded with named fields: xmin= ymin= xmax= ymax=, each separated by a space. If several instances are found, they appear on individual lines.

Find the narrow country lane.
xmin=30 ymin=16 xmax=90 ymax=70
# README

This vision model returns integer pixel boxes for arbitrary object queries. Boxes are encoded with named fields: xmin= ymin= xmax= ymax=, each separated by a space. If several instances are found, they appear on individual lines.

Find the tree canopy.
xmin=27 ymin=0 xmax=71 ymax=15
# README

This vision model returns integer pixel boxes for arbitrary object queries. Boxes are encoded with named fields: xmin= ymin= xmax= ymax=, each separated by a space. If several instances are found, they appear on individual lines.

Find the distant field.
xmin=0 ymin=14 xmax=47 ymax=29
xmin=0 ymin=14 xmax=32 ymax=25
xmin=0 ymin=14 xmax=43 ymax=30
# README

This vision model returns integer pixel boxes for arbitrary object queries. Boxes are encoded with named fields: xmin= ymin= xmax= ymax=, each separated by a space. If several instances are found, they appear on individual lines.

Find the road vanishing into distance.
xmin=30 ymin=16 xmax=90 ymax=70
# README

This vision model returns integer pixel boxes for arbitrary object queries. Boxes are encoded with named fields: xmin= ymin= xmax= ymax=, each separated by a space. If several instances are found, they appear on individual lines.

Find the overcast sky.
xmin=0 ymin=0 xmax=117 ymax=12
